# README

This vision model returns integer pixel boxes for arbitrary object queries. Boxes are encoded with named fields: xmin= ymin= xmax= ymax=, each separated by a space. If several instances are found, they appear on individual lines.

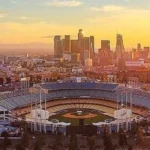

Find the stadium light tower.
xmin=115 ymin=88 xmax=133 ymax=132
xmin=29 ymin=84 xmax=48 ymax=133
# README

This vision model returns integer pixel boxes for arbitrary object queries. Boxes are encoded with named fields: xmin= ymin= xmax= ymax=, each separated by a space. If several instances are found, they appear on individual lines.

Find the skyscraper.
xmin=116 ymin=34 xmax=125 ymax=59
xmin=64 ymin=35 xmax=71 ymax=52
xmin=137 ymin=43 xmax=141 ymax=51
xmin=71 ymin=40 xmax=80 ymax=53
xmin=101 ymin=40 xmax=110 ymax=51
xmin=77 ymin=29 xmax=94 ymax=62
xmin=84 ymin=50 xmax=90 ymax=60
xmin=78 ymin=29 xmax=84 ymax=41
xmin=90 ymin=36 xmax=95 ymax=57
xmin=62 ymin=38 xmax=65 ymax=52
xmin=78 ymin=29 xmax=84 ymax=53
xmin=81 ymin=37 xmax=90 ymax=50
xmin=90 ymin=36 xmax=94 ymax=50
xmin=80 ymin=37 xmax=90 ymax=62
xmin=54 ymin=36 xmax=63 ymax=58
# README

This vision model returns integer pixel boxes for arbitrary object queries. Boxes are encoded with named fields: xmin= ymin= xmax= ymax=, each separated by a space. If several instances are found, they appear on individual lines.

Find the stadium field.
xmin=49 ymin=109 xmax=114 ymax=126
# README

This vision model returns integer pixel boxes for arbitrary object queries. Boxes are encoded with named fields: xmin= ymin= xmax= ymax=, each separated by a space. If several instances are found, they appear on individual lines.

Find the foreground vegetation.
xmin=0 ymin=120 xmax=150 ymax=150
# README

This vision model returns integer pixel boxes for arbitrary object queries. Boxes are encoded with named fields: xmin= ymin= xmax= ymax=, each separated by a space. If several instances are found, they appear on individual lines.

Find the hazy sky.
xmin=0 ymin=0 xmax=150 ymax=49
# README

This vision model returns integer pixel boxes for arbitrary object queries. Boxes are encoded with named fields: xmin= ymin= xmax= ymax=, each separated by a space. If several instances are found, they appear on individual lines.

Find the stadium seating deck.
xmin=0 ymin=82 xmax=150 ymax=112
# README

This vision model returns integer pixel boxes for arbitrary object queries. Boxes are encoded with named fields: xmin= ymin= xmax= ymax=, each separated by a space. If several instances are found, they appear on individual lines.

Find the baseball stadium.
xmin=0 ymin=77 xmax=150 ymax=135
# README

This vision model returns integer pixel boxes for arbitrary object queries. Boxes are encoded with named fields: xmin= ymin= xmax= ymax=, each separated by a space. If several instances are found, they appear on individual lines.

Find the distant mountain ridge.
xmin=0 ymin=42 xmax=53 ymax=54
xmin=0 ymin=42 xmax=52 ymax=49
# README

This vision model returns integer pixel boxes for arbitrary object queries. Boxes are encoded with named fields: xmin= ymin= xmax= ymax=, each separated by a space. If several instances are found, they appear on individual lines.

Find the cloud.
xmin=11 ymin=0 xmax=17 ymax=4
xmin=17 ymin=16 xmax=29 ymax=20
xmin=88 ymin=5 xmax=150 ymax=28
xmin=44 ymin=0 xmax=83 ymax=7
xmin=0 ymin=12 xmax=8 ymax=18
xmin=88 ymin=16 xmax=118 ymax=24
xmin=124 ymin=0 xmax=135 ymax=1
xmin=39 ymin=21 xmax=47 ymax=24
xmin=91 ymin=5 xmax=125 ymax=12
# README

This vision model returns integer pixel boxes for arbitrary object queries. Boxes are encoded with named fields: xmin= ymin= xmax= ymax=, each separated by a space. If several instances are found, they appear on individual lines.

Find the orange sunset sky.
xmin=0 ymin=0 xmax=150 ymax=50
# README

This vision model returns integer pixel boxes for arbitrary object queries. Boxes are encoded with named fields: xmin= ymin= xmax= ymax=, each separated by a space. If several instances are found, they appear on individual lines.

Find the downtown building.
xmin=98 ymin=40 xmax=113 ymax=66
xmin=54 ymin=29 xmax=95 ymax=66
xmin=54 ymin=35 xmax=63 ymax=58
xmin=131 ymin=44 xmax=150 ymax=61
xmin=77 ymin=29 xmax=94 ymax=65
xmin=115 ymin=34 xmax=125 ymax=60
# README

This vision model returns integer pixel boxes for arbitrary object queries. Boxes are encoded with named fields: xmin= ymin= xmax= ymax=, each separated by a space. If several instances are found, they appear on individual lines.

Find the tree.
xmin=1 ymin=131 xmax=12 ymax=149
xmin=87 ymin=136 xmax=95 ymax=150
xmin=6 ymin=77 xmax=11 ymax=84
xmin=136 ymin=127 xmax=144 ymax=146
xmin=34 ymin=134 xmax=46 ymax=150
xmin=54 ymin=131 xmax=64 ymax=150
xmin=36 ymin=75 xmax=42 ymax=83
xmin=122 ymin=73 xmax=128 ymax=86
xmin=102 ymin=125 xmax=113 ymax=150
xmin=0 ymin=77 xmax=4 ymax=85
xmin=131 ymin=119 xmax=137 ymax=135
xmin=19 ymin=116 xmax=27 ymax=133
xmin=1 ymin=131 xmax=9 ymax=137
xmin=118 ymin=128 xmax=127 ymax=146
xmin=69 ymin=135 xmax=78 ymax=150
xmin=21 ymin=133 xmax=30 ymax=148
xmin=16 ymin=144 xmax=25 ymax=150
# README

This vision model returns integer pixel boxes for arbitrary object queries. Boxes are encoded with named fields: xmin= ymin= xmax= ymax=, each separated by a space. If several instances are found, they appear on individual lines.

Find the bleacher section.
xmin=14 ymin=99 xmax=143 ymax=117
xmin=40 ymin=82 xmax=118 ymax=91
xmin=0 ymin=82 xmax=150 ymax=112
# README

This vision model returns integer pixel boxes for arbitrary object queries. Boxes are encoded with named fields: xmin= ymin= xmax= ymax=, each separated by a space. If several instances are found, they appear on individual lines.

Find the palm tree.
xmin=1 ymin=131 xmax=12 ymax=149
xmin=0 ymin=77 xmax=4 ymax=85
xmin=20 ymin=116 xmax=27 ymax=133
xmin=16 ymin=144 xmax=25 ymax=150
xmin=21 ymin=132 xmax=30 ymax=149
xmin=54 ymin=131 xmax=64 ymax=150
xmin=102 ymin=125 xmax=113 ymax=150
xmin=34 ymin=134 xmax=46 ymax=150
xmin=136 ymin=127 xmax=144 ymax=146
xmin=69 ymin=135 xmax=78 ymax=150
xmin=118 ymin=128 xmax=127 ymax=147
xmin=87 ymin=136 xmax=95 ymax=150
xmin=36 ymin=75 xmax=42 ymax=83
xmin=6 ymin=77 xmax=11 ymax=84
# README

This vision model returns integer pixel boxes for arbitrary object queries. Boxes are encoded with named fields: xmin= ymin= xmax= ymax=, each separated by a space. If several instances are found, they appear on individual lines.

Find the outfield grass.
xmin=49 ymin=109 xmax=114 ymax=126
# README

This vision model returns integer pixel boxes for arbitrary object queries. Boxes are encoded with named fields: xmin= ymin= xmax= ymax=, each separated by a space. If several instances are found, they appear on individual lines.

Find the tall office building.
xmin=62 ymin=38 xmax=65 ymax=51
xmin=116 ymin=34 xmax=125 ymax=59
xmin=77 ymin=29 xmax=94 ymax=62
xmin=80 ymin=37 xmax=90 ymax=62
xmin=81 ymin=37 xmax=90 ymax=50
xmin=78 ymin=29 xmax=84 ymax=41
xmin=84 ymin=50 xmax=90 ymax=60
xmin=101 ymin=40 xmax=110 ymax=51
xmin=54 ymin=36 xmax=63 ymax=58
xmin=90 ymin=36 xmax=95 ymax=58
xmin=64 ymin=35 xmax=71 ymax=52
xmin=90 ymin=36 xmax=94 ymax=52
xmin=137 ymin=43 xmax=141 ymax=51
xmin=78 ymin=29 xmax=84 ymax=53
xmin=142 ymin=47 xmax=149 ymax=60
xmin=71 ymin=40 xmax=80 ymax=53
xmin=144 ymin=47 xmax=150 ymax=52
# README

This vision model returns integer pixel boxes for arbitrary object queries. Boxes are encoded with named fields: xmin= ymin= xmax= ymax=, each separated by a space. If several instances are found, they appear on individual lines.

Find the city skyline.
xmin=1 ymin=0 xmax=150 ymax=50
